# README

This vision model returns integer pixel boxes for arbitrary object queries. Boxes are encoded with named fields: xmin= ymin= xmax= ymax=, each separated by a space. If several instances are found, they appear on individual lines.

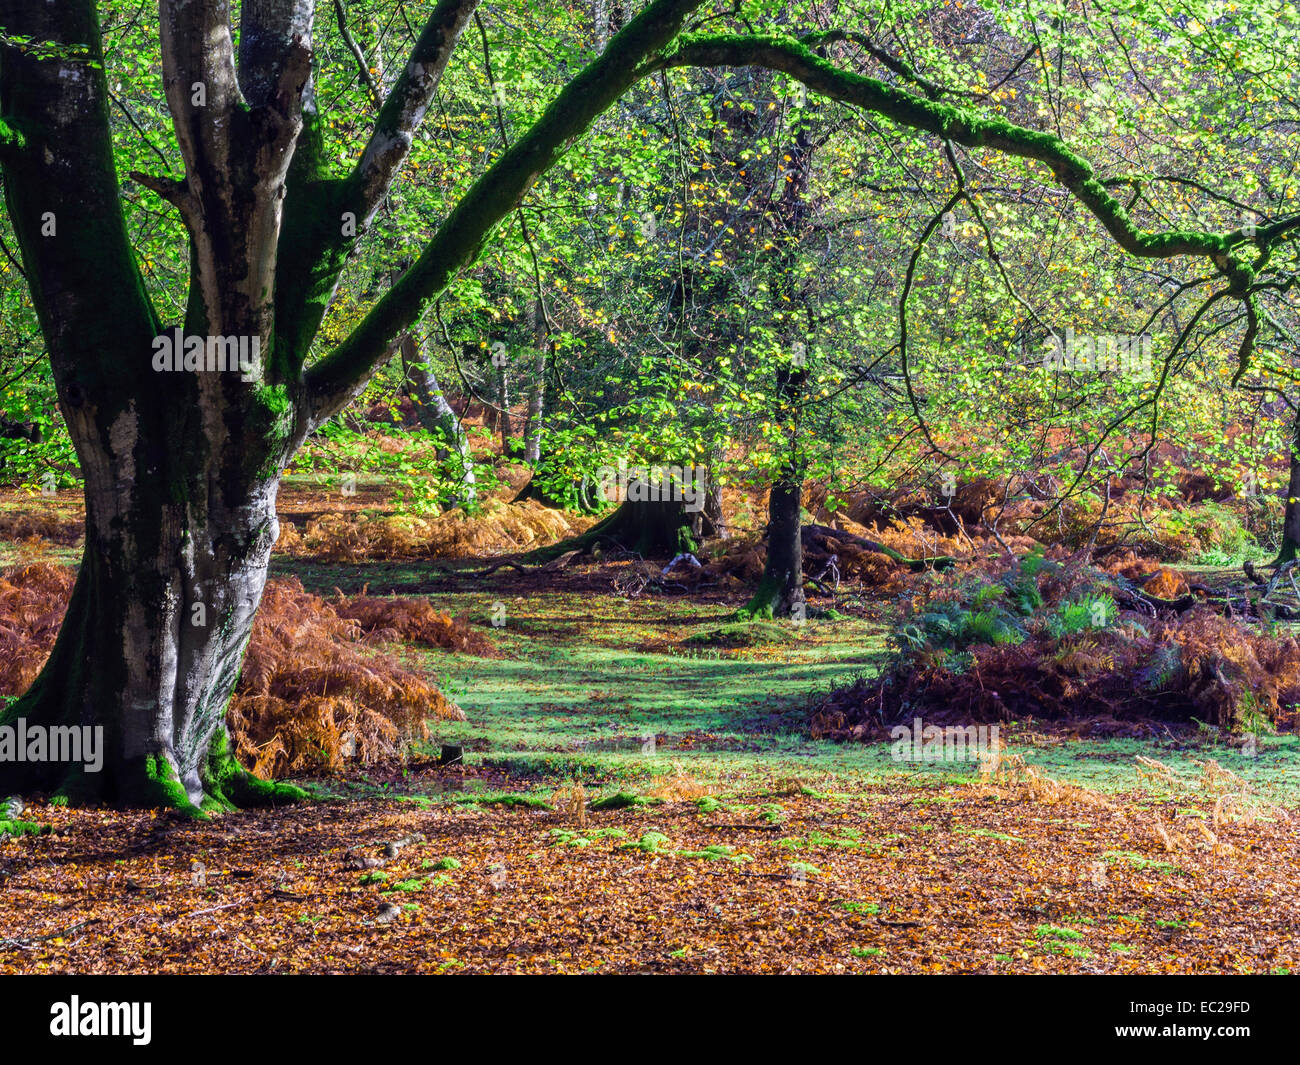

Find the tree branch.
xmin=333 ymin=0 xmax=385 ymax=111
xmin=303 ymin=0 xmax=708 ymax=426
xmin=651 ymin=33 xmax=1259 ymax=288
xmin=349 ymin=0 xmax=481 ymax=228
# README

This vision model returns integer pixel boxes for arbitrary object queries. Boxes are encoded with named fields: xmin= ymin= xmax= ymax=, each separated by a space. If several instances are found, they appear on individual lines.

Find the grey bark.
xmin=496 ymin=360 xmax=513 ymax=449
xmin=523 ymin=300 xmax=546 ymax=463
xmin=400 ymin=333 xmax=476 ymax=504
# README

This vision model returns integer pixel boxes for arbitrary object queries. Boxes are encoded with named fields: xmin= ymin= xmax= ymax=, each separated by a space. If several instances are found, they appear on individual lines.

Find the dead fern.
xmin=549 ymin=782 xmax=588 ymax=827
xmin=0 ymin=565 xmax=464 ymax=779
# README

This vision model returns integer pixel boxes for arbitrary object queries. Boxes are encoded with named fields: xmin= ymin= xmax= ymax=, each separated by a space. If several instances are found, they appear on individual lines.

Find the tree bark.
xmin=0 ymin=0 xmax=303 ymax=809
xmin=526 ymin=495 xmax=700 ymax=561
xmin=400 ymin=333 xmax=476 ymax=505
xmin=1275 ymin=407 xmax=1300 ymax=564
xmin=742 ymin=375 xmax=808 ymax=621
xmin=496 ymin=359 xmax=513 ymax=451
xmin=1 ymin=422 xmax=295 ymax=810
xmin=523 ymin=300 xmax=547 ymax=463
xmin=592 ymin=0 xmax=611 ymax=50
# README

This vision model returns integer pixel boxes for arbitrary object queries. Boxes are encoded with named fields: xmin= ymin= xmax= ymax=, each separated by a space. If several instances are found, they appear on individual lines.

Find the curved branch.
xmin=652 ymin=33 xmax=1258 ymax=285
xmin=303 ymin=0 xmax=708 ymax=426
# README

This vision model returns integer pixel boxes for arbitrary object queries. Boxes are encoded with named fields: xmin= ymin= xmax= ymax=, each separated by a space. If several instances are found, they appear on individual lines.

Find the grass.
xmin=0 ymin=819 xmax=49 ymax=840
xmin=4 ymin=519 xmax=1298 ymax=975
xmin=289 ymin=580 xmax=1300 ymax=810
xmin=1104 ymin=851 xmax=1182 ymax=875
xmin=71 ymin=556 xmax=1262 ymax=822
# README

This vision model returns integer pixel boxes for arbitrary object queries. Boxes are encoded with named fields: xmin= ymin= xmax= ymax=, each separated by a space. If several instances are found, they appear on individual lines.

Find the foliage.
xmin=815 ymin=553 xmax=1300 ymax=737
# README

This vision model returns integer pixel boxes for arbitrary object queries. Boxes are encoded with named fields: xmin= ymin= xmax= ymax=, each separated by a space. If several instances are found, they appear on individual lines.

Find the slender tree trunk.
xmin=1276 ymin=408 xmax=1300 ymax=564
xmin=742 ymin=366 xmax=808 ymax=620
xmin=496 ymin=360 xmax=513 ymax=451
xmin=400 ymin=333 xmax=476 ymax=504
xmin=523 ymin=301 xmax=546 ymax=463
xmin=523 ymin=378 xmax=544 ymax=462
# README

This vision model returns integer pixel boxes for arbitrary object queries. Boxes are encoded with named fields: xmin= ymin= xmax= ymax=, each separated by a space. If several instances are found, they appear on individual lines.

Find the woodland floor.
xmin=1 ymin=556 xmax=1298 ymax=974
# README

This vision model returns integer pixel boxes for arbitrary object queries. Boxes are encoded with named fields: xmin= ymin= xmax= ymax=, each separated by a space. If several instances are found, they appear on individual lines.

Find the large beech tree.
xmin=0 ymin=0 xmax=1290 ymax=810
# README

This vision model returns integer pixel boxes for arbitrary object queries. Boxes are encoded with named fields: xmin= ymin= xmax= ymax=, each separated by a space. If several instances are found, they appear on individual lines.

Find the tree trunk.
xmin=523 ymin=302 xmax=546 ymax=463
xmin=496 ymin=360 xmax=513 ymax=451
xmin=741 ymin=366 xmax=808 ymax=620
xmin=1275 ymin=407 xmax=1300 ymax=565
xmin=526 ymin=496 xmax=700 ymax=562
xmin=400 ymin=333 xmax=476 ymax=505
xmin=0 ymin=386 xmax=303 ymax=812
xmin=523 ymin=387 xmax=544 ymax=462
xmin=742 ymin=477 xmax=806 ymax=620
xmin=592 ymin=0 xmax=610 ymax=50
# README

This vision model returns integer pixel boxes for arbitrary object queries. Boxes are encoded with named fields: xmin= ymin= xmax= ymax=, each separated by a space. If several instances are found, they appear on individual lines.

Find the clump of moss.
xmin=619 ymin=831 xmax=670 ymax=854
xmin=0 ymin=819 xmax=49 ymax=841
xmin=677 ymin=844 xmax=752 ymax=863
xmin=449 ymin=792 xmax=551 ymax=809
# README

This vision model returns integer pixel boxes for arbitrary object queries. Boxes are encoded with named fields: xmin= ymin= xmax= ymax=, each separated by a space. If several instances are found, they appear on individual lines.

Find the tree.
xmin=0 ymin=0 xmax=1290 ymax=810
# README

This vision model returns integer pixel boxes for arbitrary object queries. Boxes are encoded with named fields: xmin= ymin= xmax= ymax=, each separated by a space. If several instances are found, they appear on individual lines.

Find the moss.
xmin=0 ymin=818 xmax=49 ymax=840
xmin=202 ymin=729 xmax=309 ymax=809
xmin=51 ymin=767 xmax=103 ymax=808
xmin=590 ymin=790 xmax=661 ymax=810
xmin=736 ymin=573 xmax=782 ymax=620
xmin=132 ymin=754 xmax=206 ymax=819
xmin=618 ymin=831 xmax=670 ymax=854
xmin=676 ymin=844 xmax=751 ymax=862
xmin=448 ymin=791 xmax=551 ymax=809
xmin=247 ymin=384 xmax=297 ymax=481
xmin=0 ymin=117 xmax=27 ymax=154
xmin=684 ymin=621 xmax=795 ymax=648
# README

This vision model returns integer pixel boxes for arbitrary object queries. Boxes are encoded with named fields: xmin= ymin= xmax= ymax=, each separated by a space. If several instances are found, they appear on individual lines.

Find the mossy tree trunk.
xmin=742 ymin=367 xmax=808 ymax=620
xmin=1274 ymin=408 xmax=1300 ymax=565
xmin=2 ymin=443 xmax=295 ymax=811
xmin=527 ymin=493 xmax=701 ymax=561
xmin=0 ymin=0 xmax=317 ymax=810
xmin=401 ymin=333 xmax=476 ymax=505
